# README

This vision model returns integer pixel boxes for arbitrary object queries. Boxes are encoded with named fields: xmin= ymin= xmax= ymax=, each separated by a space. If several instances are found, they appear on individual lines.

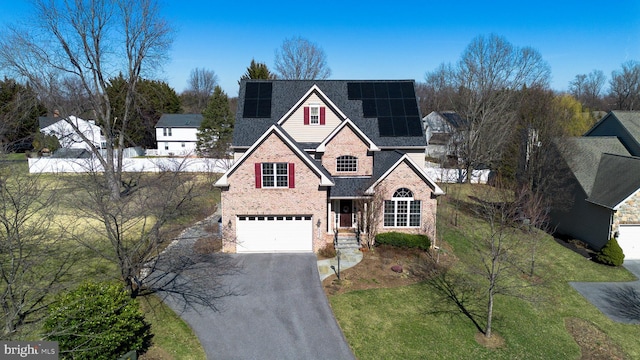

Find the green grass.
xmin=139 ymin=296 xmax=206 ymax=360
xmin=0 ymin=163 xmax=216 ymax=358
xmin=329 ymin=184 xmax=640 ymax=359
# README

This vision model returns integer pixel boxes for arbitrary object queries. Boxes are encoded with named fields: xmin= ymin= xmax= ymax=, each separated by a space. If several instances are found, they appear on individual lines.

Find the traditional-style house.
xmin=214 ymin=80 xmax=444 ymax=253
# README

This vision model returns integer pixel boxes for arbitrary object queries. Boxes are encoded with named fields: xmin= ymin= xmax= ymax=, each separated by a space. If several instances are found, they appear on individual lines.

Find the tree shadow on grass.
xmin=601 ymin=285 xmax=640 ymax=324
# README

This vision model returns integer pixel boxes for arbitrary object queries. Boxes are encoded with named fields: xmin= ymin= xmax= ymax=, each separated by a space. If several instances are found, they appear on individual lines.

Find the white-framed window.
xmin=309 ymin=105 xmax=320 ymax=125
xmin=262 ymin=162 xmax=289 ymax=188
xmin=163 ymin=127 xmax=172 ymax=136
xmin=384 ymin=188 xmax=421 ymax=227
xmin=164 ymin=142 xmax=169 ymax=150
xmin=181 ymin=142 xmax=186 ymax=148
xmin=336 ymin=155 xmax=358 ymax=172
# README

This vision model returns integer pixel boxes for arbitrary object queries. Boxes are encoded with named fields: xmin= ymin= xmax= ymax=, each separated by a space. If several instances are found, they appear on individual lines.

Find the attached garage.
xmin=236 ymin=215 xmax=313 ymax=253
xmin=617 ymin=224 xmax=640 ymax=260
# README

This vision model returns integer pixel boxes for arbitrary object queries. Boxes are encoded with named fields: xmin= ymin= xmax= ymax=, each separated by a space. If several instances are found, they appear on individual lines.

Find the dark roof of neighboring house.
xmin=587 ymin=153 xmax=640 ymax=209
xmin=557 ymin=137 xmax=630 ymax=195
xmin=51 ymin=148 xmax=92 ymax=158
xmin=428 ymin=133 xmax=451 ymax=145
xmin=233 ymin=80 xmax=425 ymax=149
xmin=440 ymin=111 xmax=468 ymax=129
xmin=610 ymin=111 xmax=640 ymax=141
xmin=39 ymin=116 xmax=60 ymax=129
xmin=156 ymin=114 xmax=203 ymax=128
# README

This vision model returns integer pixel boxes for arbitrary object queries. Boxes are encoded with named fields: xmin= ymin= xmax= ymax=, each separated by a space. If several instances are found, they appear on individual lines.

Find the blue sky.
xmin=1 ymin=1 xmax=639 ymax=97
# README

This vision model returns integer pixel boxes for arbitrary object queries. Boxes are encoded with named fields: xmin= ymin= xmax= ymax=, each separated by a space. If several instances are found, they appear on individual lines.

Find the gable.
xmin=280 ymin=92 xmax=343 ymax=143
xmin=585 ymin=111 xmax=640 ymax=156
xmin=216 ymin=125 xmax=333 ymax=187
xmin=321 ymin=124 xmax=374 ymax=177
xmin=366 ymin=153 xmax=444 ymax=196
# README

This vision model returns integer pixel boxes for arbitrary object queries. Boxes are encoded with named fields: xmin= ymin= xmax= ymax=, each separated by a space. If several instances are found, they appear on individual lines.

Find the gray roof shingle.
xmin=588 ymin=153 xmax=640 ymax=209
xmin=233 ymin=80 xmax=425 ymax=149
xmin=156 ymin=114 xmax=203 ymax=128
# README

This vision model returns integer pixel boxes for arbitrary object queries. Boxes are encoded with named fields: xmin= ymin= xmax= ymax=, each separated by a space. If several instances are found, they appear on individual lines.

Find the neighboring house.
xmin=550 ymin=111 xmax=640 ymax=260
xmin=155 ymin=114 xmax=202 ymax=156
xmin=39 ymin=115 xmax=105 ymax=150
xmin=214 ymin=80 xmax=444 ymax=253
xmin=422 ymin=111 xmax=468 ymax=159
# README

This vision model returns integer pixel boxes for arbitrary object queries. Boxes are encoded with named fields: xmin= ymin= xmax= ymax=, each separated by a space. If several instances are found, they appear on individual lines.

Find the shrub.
xmin=318 ymin=242 xmax=337 ymax=258
xmin=375 ymin=232 xmax=431 ymax=250
xmin=43 ymin=282 xmax=153 ymax=360
xmin=594 ymin=237 xmax=625 ymax=266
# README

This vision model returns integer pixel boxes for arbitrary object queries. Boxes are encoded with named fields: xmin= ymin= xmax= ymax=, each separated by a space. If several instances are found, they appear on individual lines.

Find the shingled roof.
xmin=233 ymin=80 xmax=425 ymax=149
xmin=557 ymin=137 xmax=630 ymax=195
xmin=587 ymin=153 xmax=640 ymax=209
xmin=156 ymin=114 xmax=203 ymax=128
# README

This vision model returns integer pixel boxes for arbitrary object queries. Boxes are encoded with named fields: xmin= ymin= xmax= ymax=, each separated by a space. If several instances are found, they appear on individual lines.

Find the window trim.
xmin=309 ymin=105 xmax=320 ymax=125
xmin=336 ymin=155 xmax=358 ymax=172
xmin=261 ymin=162 xmax=289 ymax=188
xmin=383 ymin=188 xmax=421 ymax=228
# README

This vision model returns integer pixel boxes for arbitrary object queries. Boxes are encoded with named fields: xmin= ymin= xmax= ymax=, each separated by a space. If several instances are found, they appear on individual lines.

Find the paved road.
xmin=164 ymin=253 xmax=355 ymax=360
xmin=570 ymin=260 xmax=640 ymax=324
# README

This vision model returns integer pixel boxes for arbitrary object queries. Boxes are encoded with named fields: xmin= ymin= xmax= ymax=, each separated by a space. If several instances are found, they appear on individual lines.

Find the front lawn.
xmin=329 ymin=184 xmax=640 ymax=359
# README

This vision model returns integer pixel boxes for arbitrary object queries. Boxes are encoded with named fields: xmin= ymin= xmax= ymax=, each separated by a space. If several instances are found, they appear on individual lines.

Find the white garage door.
xmin=618 ymin=225 xmax=640 ymax=260
xmin=236 ymin=215 xmax=313 ymax=253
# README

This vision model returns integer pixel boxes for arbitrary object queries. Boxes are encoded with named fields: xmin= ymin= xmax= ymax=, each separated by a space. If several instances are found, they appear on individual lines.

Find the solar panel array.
xmin=243 ymin=82 xmax=272 ymax=118
xmin=347 ymin=82 xmax=422 ymax=137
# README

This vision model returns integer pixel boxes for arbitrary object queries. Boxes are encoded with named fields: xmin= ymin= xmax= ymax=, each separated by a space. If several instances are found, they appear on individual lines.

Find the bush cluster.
xmin=375 ymin=232 xmax=431 ymax=250
xmin=43 ymin=282 xmax=153 ymax=360
xmin=594 ymin=237 xmax=625 ymax=266
xmin=318 ymin=242 xmax=337 ymax=258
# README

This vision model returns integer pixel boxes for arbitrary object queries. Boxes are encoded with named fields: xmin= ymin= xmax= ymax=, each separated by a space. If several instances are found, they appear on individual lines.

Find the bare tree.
xmin=274 ymin=36 xmax=331 ymax=80
xmin=0 ymin=0 xmax=172 ymax=201
xmin=182 ymin=67 xmax=218 ymax=113
xmin=0 ymin=1 xmax=236 ymax=308
xmin=0 ymin=164 xmax=76 ymax=338
xmin=427 ymin=34 xmax=551 ymax=181
xmin=609 ymin=60 xmax=640 ymax=110
xmin=569 ymin=70 xmax=606 ymax=109
xmin=355 ymin=184 xmax=387 ymax=249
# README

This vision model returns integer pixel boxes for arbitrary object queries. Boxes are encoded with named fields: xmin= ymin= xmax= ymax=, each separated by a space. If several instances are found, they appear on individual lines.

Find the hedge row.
xmin=375 ymin=232 xmax=430 ymax=250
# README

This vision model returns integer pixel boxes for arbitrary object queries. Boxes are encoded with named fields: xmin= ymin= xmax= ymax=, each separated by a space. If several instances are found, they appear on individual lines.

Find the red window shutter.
xmin=254 ymin=163 xmax=262 ymax=188
xmin=288 ymin=163 xmax=295 ymax=188
xmin=303 ymin=107 xmax=310 ymax=125
xmin=320 ymin=107 xmax=326 ymax=125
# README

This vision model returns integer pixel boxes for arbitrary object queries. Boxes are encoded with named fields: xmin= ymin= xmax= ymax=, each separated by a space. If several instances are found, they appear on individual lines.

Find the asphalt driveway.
xmin=164 ymin=253 xmax=355 ymax=360
xmin=570 ymin=260 xmax=640 ymax=324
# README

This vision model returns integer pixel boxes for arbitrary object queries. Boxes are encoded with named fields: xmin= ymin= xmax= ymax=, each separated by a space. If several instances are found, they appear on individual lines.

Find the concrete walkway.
xmin=316 ymin=248 xmax=363 ymax=281
xmin=570 ymin=260 xmax=640 ymax=324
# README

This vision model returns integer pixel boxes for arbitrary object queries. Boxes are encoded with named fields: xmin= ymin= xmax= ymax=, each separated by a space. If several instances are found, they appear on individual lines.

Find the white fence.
xmin=28 ymin=157 xmax=233 ymax=174
xmin=424 ymin=162 xmax=490 ymax=184
xmin=28 ymin=157 xmax=489 ymax=184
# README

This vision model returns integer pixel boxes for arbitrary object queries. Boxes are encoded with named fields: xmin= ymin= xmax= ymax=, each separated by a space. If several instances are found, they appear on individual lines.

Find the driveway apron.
xmin=165 ymin=253 xmax=355 ymax=360
xmin=570 ymin=260 xmax=640 ymax=324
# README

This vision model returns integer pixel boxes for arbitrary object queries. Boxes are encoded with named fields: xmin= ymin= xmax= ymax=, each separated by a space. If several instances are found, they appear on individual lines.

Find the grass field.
xmin=0 ymin=162 xmax=214 ymax=358
xmin=329 ymin=184 xmax=640 ymax=359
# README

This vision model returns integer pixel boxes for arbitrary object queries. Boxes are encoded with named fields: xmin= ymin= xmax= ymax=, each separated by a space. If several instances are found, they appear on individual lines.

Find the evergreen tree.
xmin=198 ymin=86 xmax=234 ymax=157
xmin=239 ymin=59 xmax=276 ymax=83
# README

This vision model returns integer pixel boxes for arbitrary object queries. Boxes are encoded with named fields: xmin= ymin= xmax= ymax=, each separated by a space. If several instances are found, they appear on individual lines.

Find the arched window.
xmin=336 ymin=155 xmax=358 ymax=172
xmin=384 ymin=188 xmax=421 ymax=227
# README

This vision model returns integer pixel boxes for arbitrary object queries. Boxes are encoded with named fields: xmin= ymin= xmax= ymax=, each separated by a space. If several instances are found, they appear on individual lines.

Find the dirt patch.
xmin=565 ymin=317 xmax=627 ymax=360
xmin=475 ymin=332 xmax=505 ymax=349
xmin=322 ymin=243 xmax=456 ymax=296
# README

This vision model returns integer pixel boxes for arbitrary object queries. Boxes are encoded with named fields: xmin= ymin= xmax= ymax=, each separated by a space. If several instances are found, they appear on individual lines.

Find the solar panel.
xmin=346 ymin=81 xmax=423 ymax=137
xmin=243 ymin=82 xmax=272 ymax=118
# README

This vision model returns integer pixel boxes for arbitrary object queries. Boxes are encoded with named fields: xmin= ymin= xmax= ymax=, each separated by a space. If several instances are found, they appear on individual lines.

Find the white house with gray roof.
xmin=155 ymin=113 xmax=202 ymax=156
xmin=39 ymin=115 xmax=105 ymax=151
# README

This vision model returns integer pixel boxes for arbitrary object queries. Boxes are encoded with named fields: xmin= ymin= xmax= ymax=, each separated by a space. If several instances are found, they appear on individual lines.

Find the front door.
xmin=339 ymin=200 xmax=352 ymax=228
